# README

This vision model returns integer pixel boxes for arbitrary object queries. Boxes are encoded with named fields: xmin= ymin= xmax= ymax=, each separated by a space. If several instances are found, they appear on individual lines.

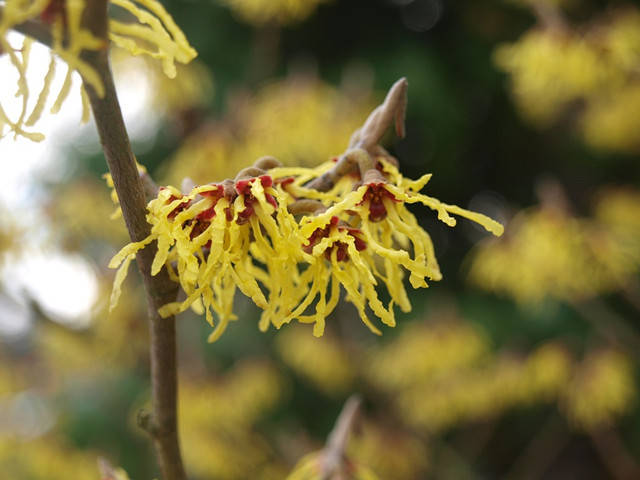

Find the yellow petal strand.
xmin=109 ymin=0 xmax=196 ymax=78
xmin=50 ymin=68 xmax=73 ymax=115
xmin=441 ymin=203 xmax=505 ymax=236
xmin=26 ymin=54 xmax=56 ymax=126
xmin=300 ymin=186 xmax=367 ymax=237
xmin=109 ymin=253 xmax=135 ymax=312
xmin=331 ymin=257 xmax=382 ymax=335
xmin=109 ymin=235 xmax=154 ymax=268
xmin=80 ymin=84 xmax=91 ymax=124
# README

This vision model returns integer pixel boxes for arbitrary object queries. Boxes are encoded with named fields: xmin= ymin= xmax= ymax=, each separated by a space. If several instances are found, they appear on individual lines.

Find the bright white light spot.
xmin=5 ymin=252 xmax=99 ymax=329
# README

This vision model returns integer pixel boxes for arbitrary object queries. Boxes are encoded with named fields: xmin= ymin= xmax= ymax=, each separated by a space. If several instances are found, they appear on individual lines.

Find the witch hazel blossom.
xmin=108 ymin=79 xmax=505 ymax=340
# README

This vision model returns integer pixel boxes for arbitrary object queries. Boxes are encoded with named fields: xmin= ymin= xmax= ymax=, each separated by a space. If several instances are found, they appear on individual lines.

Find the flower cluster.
xmin=396 ymin=342 xmax=573 ymax=432
xmin=495 ymin=5 xmax=640 ymax=152
xmin=562 ymin=349 xmax=636 ymax=431
xmin=110 ymin=142 xmax=503 ymax=340
xmin=469 ymin=186 xmax=640 ymax=304
xmin=0 ymin=0 xmax=195 ymax=140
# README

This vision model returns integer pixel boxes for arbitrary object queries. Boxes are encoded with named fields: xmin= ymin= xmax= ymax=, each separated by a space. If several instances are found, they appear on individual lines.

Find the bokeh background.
xmin=1 ymin=0 xmax=640 ymax=478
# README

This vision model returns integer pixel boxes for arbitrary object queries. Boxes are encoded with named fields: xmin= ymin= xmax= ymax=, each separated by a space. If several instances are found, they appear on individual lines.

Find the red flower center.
xmin=304 ymin=216 xmax=367 ymax=262
xmin=358 ymin=183 xmax=398 ymax=222
xmin=235 ymin=175 xmax=278 ymax=224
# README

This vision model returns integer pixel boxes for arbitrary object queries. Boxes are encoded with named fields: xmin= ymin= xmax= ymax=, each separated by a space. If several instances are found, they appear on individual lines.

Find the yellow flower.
xmin=469 ymin=198 xmax=640 ymax=304
xmin=109 ymin=72 xmax=503 ymax=340
xmin=110 ymin=146 xmax=503 ymax=340
xmin=275 ymin=326 xmax=355 ymax=394
xmin=287 ymin=452 xmax=379 ymax=480
xmin=364 ymin=320 xmax=490 ymax=391
xmin=220 ymin=0 xmax=331 ymax=26
xmin=0 ymin=435 xmax=101 ymax=480
xmin=291 ymin=155 xmax=503 ymax=335
xmin=347 ymin=422 xmax=429 ymax=480
xmin=0 ymin=0 xmax=103 ymax=140
xmin=111 ymin=47 xmax=213 ymax=116
xmin=0 ymin=0 xmax=195 ymax=141
xmin=108 ymin=0 xmax=197 ymax=79
xmin=581 ymin=83 xmax=640 ymax=153
xmin=494 ymin=29 xmax=605 ymax=125
xmin=178 ymin=361 xmax=288 ymax=479
xmin=562 ymin=349 xmax=636 ymax=431
xmin=595 ymin=187 xmax=640 ymax=243
xmin=109 ymin=174 xmax=304 ymax=341
xmin=397 ymin=342 xmax=571 ymax=432
xmin=494 ymin=5 xmax=640 ymax=153
xmin=291 ymin=213 xmax=392 ymax=336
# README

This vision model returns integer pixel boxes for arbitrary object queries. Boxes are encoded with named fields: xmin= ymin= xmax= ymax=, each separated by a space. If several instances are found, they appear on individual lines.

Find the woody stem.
xmin=79 ymin=1 xmax=186 ymax=479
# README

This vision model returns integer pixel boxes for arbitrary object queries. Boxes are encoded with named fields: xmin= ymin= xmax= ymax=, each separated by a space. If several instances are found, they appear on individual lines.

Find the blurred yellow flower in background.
xmin=36 ymin=282 xmax=149 ymax=375
xmin=581 ymin=83 xmax=640 ymax=152
xmin=276 ymin=326 xmax=355 ymax=395
xmin=178 ymin=361 xmax=289 ymax=479
xmin=347 ymin=422 xmax=429 ymax=480
xmin=162 ymin=76 xmax=374 ymax=186
xmin=219 ymin=0 xmax=331 ymax=26
xmin=0 ymin=436 xmax=100 ymax=480
xmin=495 ymin=6 xmax=640 ymax=153
xmin=287 ymin=451 xmax=379 ymax=480
xmin=364 ymin=319 xmax=490 ymax=391
xmin=594 ymin=187 xmax=640 ymax=254
xmin=494 ymin=29 xmax=603 ymax=126
xmin=469 ymin=194 xmax=640 ymax=303
xmin=397 ymin=342 xmax=572 ymax=432
xmin=562 ymin=349 xmax=636 ymax=431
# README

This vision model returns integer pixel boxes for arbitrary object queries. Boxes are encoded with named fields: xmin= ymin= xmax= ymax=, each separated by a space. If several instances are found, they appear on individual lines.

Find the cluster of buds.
xmin=109 ymin=79 xmax=504 ymax=340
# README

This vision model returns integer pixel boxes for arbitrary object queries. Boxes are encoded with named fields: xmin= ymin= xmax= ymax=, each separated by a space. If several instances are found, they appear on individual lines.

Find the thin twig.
xmin=590 ymin=428 xmax=640 ymax=480
xmin=306 ymin=78 xmax=408 ymax=192
xmin=620 ymin=278 xmax=640 ymax=313
xmin=320 ymin=395 xmax=363 ymax=480
xmin=77 ymin=2 xmax=186 ymax=479
xmin=529 ymin=0 xmax=568 ymax=32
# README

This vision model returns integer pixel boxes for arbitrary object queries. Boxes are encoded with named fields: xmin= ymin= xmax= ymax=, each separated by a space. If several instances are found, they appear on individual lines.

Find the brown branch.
xmin=78 ymin=2 xmax=186 ymax=479
xmin=3 ymin=13 xmax=185 ymax=478
xmin=306 ymin=78 xmax=408 ymax=192
xmin=141 ymin=170 xmax=160 ymax=201
xmin=0 ymin=7 xmax=53 ymax=47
